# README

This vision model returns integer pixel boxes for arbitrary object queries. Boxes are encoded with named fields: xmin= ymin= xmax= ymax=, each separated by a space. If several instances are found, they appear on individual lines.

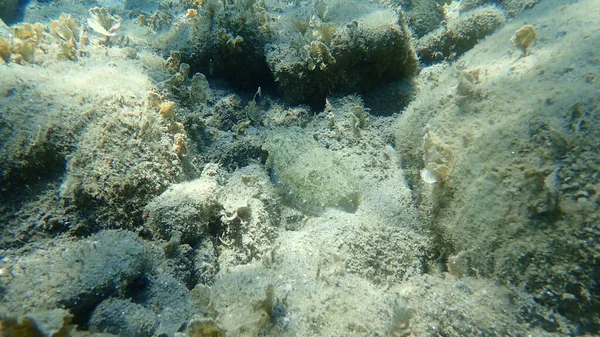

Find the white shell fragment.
xmin=420 ymin=168 xmax=441 ymax=184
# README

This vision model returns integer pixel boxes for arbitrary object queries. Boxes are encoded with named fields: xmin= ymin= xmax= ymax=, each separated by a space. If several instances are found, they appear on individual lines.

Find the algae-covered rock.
xmin=266 ymin=2 xmax=418 ymax=105
xmin=2 ymin=229 xmax=200 ymax=335
xmin=0 ymin=309 xmax=74 ymax=337
xmin=3 ymin=230 xmax=151 ymax=317
xmin=170 ymin=0 xmax=416 ymax=106
xmin=416 ymin=6 xmax=505 ymax=63
xmin=402 ymin=0 xmax=446 ymax=38
xmin=175 ymin=0 xmax=273 ymax=90
xmin=217 ymin=164 xmax=281 ymax=266
xmin=395 ymin=0 xmax=600 ymax=332
xmin=459 ymin=0 xmax=542 ymax=16
xmin=389 ymin=274 xmax=535 ymax=336
xmin=145 ymin=170 xmax=222 ymax=243
xmin=263 ymin=127 xmax=359 ymax=213
xmin=89 ymin=298 xmax=158 ymax=337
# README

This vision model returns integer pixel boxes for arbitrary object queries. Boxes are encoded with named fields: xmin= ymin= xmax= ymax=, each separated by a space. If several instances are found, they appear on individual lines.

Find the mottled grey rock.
xmin=90 ymin=298 xmax=157 ymax=337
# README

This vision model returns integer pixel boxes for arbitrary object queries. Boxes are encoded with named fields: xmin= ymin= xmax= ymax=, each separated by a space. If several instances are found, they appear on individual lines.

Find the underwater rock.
xmin=3 ymin=230 xmax=151 ymax=317
xmin=395 ymin=0 xmax=600 ymax=331
xmin=124 ymin=0 xmax=158 ymax=12
xmin=390 ymin=274 xmax=533 ymax=336
xmin=266 ymin=3 xmax=418 ymax=105
xmin=459 ymin=0 xmax=542 ymax=16
xmin=403 ymin=0 xmax=446 ymax=38
xmin=499 ymin=0 xmax=542 ymax=16
xmin=416 ymin=6 xmax=505 ymax=63
xmin=59 ymin=89 xmax=185 ymax=228
xmin=263 ymin=127 xmax=359 ymax=213
xmin=0 ymin=309 xmax=74 ymax=337
xmin=217 ymin=164 xmax=280 ymax=266
xmin=177 ymin=0 xmax=273 ymax=90
xmin=175 ymin=0 xmax=416 ymax=106
xmin=88 ymin=269 xmax=195 ymax=337
xmin=144 ymin=170 xmax=222 ymax=243
xmin=89 ymin=298 xmax=158 ymax=337
xmin=142 ymin=273 xmax=196 ymax=336
xmin=186 ymin=316 xmax=226 ymax=337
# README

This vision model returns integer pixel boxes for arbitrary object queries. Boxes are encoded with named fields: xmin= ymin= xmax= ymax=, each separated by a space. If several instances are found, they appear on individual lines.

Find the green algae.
xmin=263 ymin=127 xmax=359 ymax=213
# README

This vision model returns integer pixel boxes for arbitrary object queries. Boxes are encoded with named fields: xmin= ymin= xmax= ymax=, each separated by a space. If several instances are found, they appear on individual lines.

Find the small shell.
xmin=420 ymin=168 xmax=440 ymax=184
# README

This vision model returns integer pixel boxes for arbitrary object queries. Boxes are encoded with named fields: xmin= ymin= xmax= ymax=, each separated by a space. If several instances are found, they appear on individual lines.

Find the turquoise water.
xmin=0 ymin=0 xmax=598 ymax=336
